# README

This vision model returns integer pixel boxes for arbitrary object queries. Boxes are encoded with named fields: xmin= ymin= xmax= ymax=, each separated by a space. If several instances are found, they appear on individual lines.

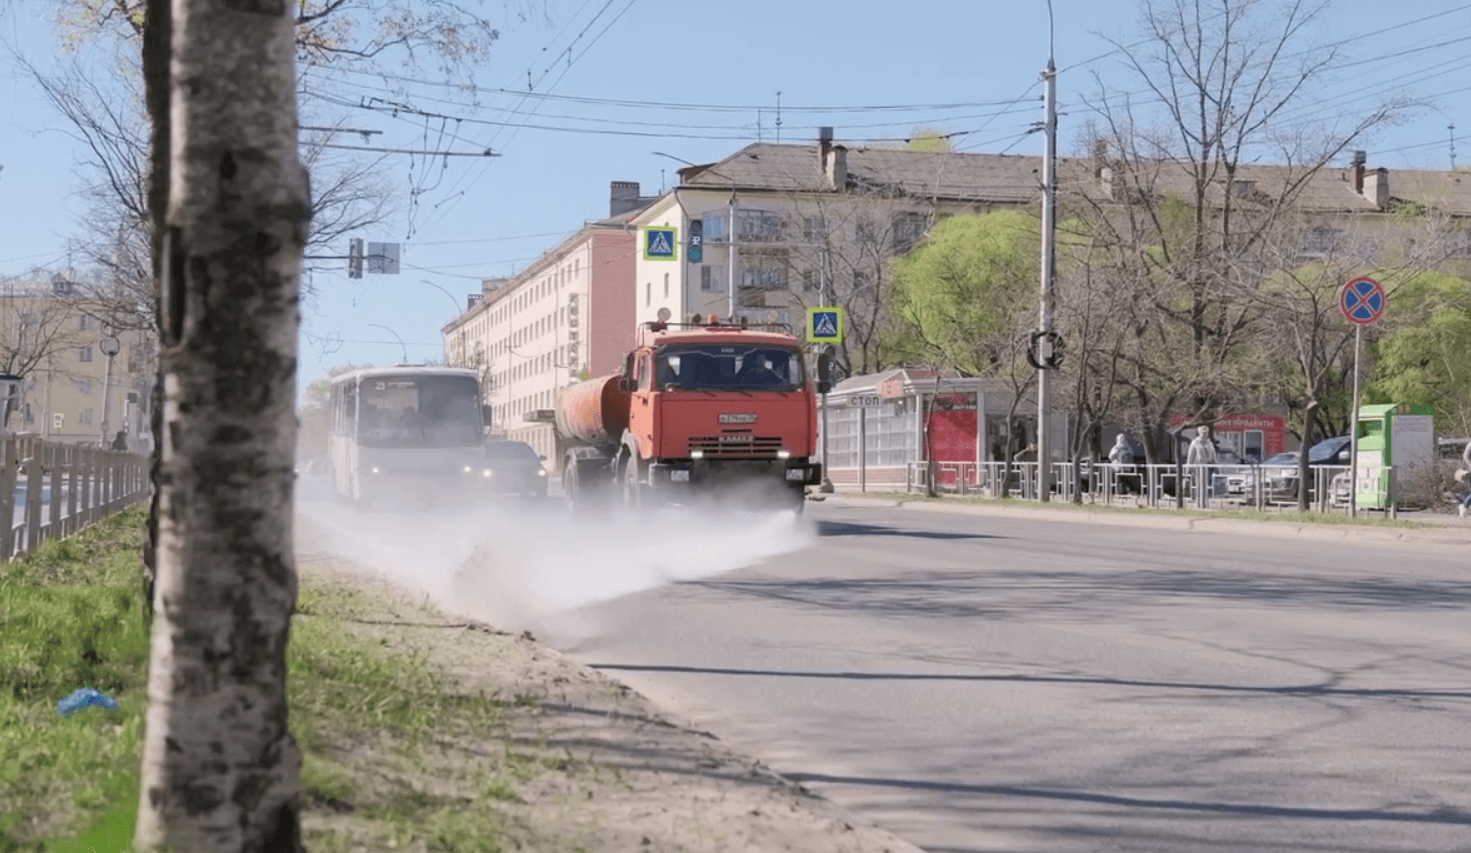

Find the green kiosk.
xmin=1354 ymin=403 xmax=1434 ymax=509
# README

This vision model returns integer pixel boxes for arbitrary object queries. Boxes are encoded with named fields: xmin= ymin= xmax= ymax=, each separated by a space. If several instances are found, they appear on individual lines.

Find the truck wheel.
xmin=621 ymin=453 xmax=642 ymax=510
xmin=562 ymin=463 xmax=579 ymax=511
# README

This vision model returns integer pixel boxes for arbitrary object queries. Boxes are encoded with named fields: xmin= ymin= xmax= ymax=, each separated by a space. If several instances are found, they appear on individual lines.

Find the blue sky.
xmin=3 ymin=0 xmax=1469 ymax=389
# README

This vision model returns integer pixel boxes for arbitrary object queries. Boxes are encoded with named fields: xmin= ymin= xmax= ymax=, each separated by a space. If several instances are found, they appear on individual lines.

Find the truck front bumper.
xmin=647 ymin=458 xmax=822 ymax=488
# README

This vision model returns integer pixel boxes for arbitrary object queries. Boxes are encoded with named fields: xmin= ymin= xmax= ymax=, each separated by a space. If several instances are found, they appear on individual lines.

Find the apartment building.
xmin=1 ymin=276 xmax=155 ymax=449
xmin=442 ymin=190 xmax=647 ymax=467
xmin=632 ymin=134 xmax=1471 ymax=339
xmin=446 ymin=133 xmax=1471 ymax=474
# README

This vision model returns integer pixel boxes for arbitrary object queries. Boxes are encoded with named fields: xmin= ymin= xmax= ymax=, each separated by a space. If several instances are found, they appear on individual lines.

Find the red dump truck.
xmin=544 ymin=315 xmax=830 ymax=512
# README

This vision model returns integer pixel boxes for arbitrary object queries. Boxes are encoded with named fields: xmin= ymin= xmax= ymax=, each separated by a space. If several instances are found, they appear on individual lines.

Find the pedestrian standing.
xmin=1457 ymin=439 xmax=1471 ymax=519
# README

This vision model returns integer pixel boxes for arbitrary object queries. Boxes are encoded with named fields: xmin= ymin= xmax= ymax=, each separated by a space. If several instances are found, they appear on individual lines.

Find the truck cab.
xmin=619 ymin=316 xmax=827 ymax=507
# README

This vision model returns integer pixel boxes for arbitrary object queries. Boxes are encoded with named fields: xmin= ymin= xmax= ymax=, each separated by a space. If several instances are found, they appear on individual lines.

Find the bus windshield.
xmin=357 ymin=374 xmax=482 ymax=448
xmin=655 ymin=344 xmax=804 ymax=392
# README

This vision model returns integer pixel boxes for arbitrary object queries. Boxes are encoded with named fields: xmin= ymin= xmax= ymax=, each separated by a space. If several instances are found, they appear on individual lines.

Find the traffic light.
xmin=348 ymin=238 xmax=364 ymax=279
xmin=687 ymin=219 xmax=703 ymax=264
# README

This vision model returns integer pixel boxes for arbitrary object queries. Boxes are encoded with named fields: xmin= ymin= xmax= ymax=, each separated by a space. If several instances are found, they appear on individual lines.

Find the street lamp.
xmin=653 ymin=151 xmax=738 ymax=320
xmin=419 ymin=279 xmax=466 ymax=315
xmin=368 ymin=324 xmax=409 ymax=363
xmin=99 ymin=335 xmax=120 ymax=447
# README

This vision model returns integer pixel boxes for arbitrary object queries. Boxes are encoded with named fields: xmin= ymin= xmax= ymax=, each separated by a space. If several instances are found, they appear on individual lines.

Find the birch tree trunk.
xmin=134 ymin=0 xmax=309 ymax=844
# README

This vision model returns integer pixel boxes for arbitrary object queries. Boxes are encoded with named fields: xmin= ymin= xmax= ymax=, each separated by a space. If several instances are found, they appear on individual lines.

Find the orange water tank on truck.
xmin=550 ymin=314 xmax=831 ymax=512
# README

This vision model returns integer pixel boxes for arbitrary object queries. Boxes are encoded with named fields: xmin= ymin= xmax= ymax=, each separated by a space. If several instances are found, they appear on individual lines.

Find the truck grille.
xmin=689 ymin=434 xmax=784 ymax=457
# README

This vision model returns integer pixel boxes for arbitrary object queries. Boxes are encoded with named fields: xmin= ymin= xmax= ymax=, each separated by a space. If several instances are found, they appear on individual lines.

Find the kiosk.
xmin=1354 ymin=403 xmax=1434 ymax=509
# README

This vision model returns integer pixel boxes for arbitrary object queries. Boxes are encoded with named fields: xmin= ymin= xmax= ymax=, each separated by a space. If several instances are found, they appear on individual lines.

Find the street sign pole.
xmin=1339 ymin=275 xmax=1386 ymax=518
xmin=1350 ymin=324 xmax=1362 ymax=517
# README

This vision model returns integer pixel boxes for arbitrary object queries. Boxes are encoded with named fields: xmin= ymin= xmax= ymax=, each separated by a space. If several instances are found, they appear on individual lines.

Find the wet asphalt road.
xmin=558 ymin=501 xmax=1471 ymax=853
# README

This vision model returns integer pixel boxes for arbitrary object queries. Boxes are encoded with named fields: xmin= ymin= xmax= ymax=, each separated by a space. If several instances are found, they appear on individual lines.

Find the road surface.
xmin=559 ymin=501 xmax=1471 ymax=853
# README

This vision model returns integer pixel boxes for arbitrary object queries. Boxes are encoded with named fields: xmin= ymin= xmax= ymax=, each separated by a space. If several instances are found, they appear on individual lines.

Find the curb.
xmin=815 ymin=494 xmax=1471 ymax=546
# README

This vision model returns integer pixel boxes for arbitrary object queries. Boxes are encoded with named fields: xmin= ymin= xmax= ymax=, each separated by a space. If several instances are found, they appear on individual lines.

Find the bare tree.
xmin=1248 ymin=211 xmax=1447 ymax=509
xmin=782 ymin=191 xmax=931 ymax=377
xmin=132 ymin=0 xmax=309 ymax=845
xmin=1074 ymin=0 xmax=1406 ymax=459
xmin=23 ymin=55 xmax=397 ymax=313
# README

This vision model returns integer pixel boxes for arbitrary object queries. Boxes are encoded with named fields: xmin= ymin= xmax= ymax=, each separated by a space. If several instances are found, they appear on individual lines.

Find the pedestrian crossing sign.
xmin=643 ymin=226 xmax=678 ymax=261
xmin=807 ymin=306 xmax=844 ymax=344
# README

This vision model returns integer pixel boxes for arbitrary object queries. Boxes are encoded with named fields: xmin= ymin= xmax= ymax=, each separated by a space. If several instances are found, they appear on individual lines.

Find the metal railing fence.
xmin=2 ymin=435 xmax=150 ymax=561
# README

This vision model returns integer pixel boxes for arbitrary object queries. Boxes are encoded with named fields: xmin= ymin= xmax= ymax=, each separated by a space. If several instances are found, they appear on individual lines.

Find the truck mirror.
xmin=481 ymin=405 xmax=493 ymax=430
xmin=622 ymin=352 xmax=636 ymax=380
xmin=617 ymin=377 xmax=635 ymax=393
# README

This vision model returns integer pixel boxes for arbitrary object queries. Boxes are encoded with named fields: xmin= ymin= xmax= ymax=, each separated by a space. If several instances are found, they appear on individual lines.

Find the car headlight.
xmin=537 ymin=468 xmax=546 ymax=477
xmin=464 ymin=465 xmax=473 ymax=474
xmin=482 ymin=469 xmax=494 ymax=478
xmin=370 ymin=466 xmax=380 ymax=475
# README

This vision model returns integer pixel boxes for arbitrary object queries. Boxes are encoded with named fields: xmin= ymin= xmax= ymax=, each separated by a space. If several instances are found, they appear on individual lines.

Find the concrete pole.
xmin=727 ymin=195 xmax=738 ymax=320
xmin=1036 ymin=58 xmax=1059 ymax=502
xmin=100 ymin=353 xmax=115 ymax=445
xmin=819 ymin=249 xmax=833 ymax=492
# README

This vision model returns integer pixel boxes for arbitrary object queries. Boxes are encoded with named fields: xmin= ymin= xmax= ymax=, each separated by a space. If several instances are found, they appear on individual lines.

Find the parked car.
xmin=481 ymin=440 xmax=549 ymax=499
xmin=1241 ymin=437 xmax=1350 ymax=503
xmin=1159 ymin=445 xmax=1249 ymax=498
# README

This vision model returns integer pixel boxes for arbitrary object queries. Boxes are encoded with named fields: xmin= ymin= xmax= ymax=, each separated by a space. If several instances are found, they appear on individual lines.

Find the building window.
xmin=79 ymin=408 xmax=94 ymax=425
xmin=663 ymin=273 xmax=669 ymax=299
xmin=736 ymin=208 xmax=785 ymax=242
xmin=76 ymin=379 xmax=94 ymax=395
xmin=739 ymin=250 xmax=790 ymax=291
xmin=79 ymin=346 xmax=94 ymax=363
xmin=646 ymin=282 xmax=652 ymax=305
xmin=802 ymin=215 xmax=825 ymax=242
xmin=700 ymin=266 xmax=725 ymax=292
xmin=700 ymin=211 xmax=729 ymax=242
xmin=1299 ymin=227 xmax=1341 ymax=258
xmin=892 ymin=212 xmax=929 ymax=252
xmin=802 ymin=269 xmax=820 ymax=294
xmin=80 ymin=315 xmax=95 ymax=330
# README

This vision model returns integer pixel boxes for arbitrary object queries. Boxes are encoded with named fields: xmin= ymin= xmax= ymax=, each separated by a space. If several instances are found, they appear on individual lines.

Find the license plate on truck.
xmin=785 ymin=469 xmax=805 ymax=481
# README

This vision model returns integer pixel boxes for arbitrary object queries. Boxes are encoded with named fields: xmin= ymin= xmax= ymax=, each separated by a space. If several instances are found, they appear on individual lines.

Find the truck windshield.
xmin=656 ymin=344 xmax=804 ymax=391
xmin=357 ymin=374 xmax=482 ymax=448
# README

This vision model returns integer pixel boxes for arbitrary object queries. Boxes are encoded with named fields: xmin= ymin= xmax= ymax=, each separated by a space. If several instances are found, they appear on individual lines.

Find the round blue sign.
xmin=1339 ymin=276 xmax=1386 ymax=326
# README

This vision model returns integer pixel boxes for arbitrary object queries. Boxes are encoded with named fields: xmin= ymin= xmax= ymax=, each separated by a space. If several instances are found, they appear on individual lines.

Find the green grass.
xmin=853 ymin=490 xmax=1442 ymax=528
xmin=0 ymin=506 xmax=149 ymax=852
xmin=1 ymin=507 xmax=514 ymax=853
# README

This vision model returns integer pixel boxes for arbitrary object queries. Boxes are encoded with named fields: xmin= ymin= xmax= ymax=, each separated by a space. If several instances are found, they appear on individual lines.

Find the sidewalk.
xmin=814 ymin=492 xmax=1471 ymax=547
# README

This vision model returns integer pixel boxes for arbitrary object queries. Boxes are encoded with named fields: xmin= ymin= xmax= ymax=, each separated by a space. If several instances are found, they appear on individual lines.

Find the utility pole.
xmin=819 ymin=246 xmax=834 ymax=492
xmin=1036 ymin=56 xmax=1059 ymax=502
xmin=100 ymin=335 xmax=121 ymax=445
xmin=727 ymin=194 xmax=738 ymax=320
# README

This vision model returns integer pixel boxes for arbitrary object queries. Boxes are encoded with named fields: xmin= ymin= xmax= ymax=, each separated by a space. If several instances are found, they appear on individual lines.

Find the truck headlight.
xmin=537 ymin=468 xmax=546 ymax=477
xmin=671 ymin=470 xmax=690 ymax=483
xmin=482 ymin=469 xmax=494 ymax=478
xmin=777 ymin=449 xmax=791 ymax=459
xmin=690 ymin=450 xmax=704 ymax=459
xmin=370 ymin=466 xmax=380 ymax=475
xmin=464 ymin=465 xmax=473 ymax=474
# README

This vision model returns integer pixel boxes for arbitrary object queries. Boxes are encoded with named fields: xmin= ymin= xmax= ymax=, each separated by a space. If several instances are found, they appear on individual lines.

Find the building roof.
xmin=673 ymin=140 xmax=1471 ymax=216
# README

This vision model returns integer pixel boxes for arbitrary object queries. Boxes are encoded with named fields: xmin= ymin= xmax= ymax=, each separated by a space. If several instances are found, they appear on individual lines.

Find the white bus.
xmin=327 ymin=366 xmax=492 ymax=505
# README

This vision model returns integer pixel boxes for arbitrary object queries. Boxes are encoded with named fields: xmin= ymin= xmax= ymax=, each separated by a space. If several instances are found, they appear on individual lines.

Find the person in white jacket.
xmin=1108 ymin=433 xmax=1138 ymax=495
xmin=1457 ymin=439 xmax=1471 ymax=519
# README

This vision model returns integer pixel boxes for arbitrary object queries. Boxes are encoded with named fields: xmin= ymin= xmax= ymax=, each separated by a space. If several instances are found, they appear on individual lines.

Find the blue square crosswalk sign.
xmin=807 ymin=306 xmax=843 ymax=344
xmin=644 ymin=226 xmax=678 ymax=261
